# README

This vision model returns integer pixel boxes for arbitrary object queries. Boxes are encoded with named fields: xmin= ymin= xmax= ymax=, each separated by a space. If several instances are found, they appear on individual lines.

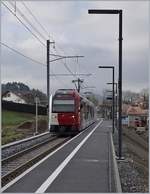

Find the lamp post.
xmin=88 ymin=9 xmax=123 ymax=159
xmin=99 ymin=66 xmax=115 ymax=133
xmin=107 ymin=82 xmax=118 ymax=129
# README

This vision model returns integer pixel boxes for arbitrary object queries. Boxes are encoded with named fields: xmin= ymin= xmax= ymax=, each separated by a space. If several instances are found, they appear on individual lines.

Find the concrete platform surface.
xmin=2 ymin=119 xmax=119 ymax=193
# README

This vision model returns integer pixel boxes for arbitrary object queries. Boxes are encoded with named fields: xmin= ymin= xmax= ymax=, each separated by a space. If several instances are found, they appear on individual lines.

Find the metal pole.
xmin=115 ymin=83 xmax=118 ymax=129
xmin=88 ymin=8 xmax=123 ymax=159
xmin=49 ymin=94 xmax=53 ymax=132
xmin=112 ymin=67 xmax=115 ymax=133
xmin=78 ymin=78 xmax=80 ymax=93
xmin=47 ymin=39 xmax=50 ymax=120
xmin=35 ymin=97 xmax=38 ymax=135
xmin=118 ymin=11 xmax=123 ymax=158
xmin=107 ymin=82 xmax=118 ymax=129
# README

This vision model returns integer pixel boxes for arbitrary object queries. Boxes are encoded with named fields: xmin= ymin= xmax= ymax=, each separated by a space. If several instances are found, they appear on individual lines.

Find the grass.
xmin=2 ymin=110 xmax=34 ymax=127
xmin=2 ymin=111 xmax=35 ymax=145
xmin=2 ymin=128 xmax=24 ymax=145
xmin=2 ymin=111 xmax=48 ymax=145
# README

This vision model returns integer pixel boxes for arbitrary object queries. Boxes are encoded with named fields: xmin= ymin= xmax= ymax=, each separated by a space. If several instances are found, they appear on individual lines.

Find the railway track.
xmin=2 ymin=136 xmax=70 ymax=187
xmin=2 ymin=132 xmax=52 ymax=159
xmin=123 ymin=129 xmax=148 ymax=151
xmin=123 ymin=130 xmax=148 ymax=173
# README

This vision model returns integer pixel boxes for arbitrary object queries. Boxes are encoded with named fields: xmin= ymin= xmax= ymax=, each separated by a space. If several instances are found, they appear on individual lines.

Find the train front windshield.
xmin=52 ymin=99 xmax=75 ymax=112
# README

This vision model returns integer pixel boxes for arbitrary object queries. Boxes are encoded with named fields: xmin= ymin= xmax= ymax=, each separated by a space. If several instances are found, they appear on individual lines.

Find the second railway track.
xmin=2 ymin=136 xmax=70 ymax=187
xmin=123 ymin=129 xmax=148 ymax=174
xmin=123 ymin=129 xmax=148 ymax=151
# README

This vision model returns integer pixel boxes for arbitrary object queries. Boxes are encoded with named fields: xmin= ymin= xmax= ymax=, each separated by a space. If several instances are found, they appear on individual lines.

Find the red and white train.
xmin=50 ymin=89 xmax=96 ymax=135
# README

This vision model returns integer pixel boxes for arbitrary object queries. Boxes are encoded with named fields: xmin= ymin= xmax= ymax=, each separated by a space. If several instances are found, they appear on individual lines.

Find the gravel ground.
xmin=113 ymin=128 xmax=149 ymax=193
xmin=2 ymin=132 xmax=51 ymax=159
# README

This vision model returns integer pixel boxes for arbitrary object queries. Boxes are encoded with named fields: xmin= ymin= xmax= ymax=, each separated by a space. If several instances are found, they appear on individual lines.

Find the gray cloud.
xmin=1 ymin=1 xmax=149 ymax=95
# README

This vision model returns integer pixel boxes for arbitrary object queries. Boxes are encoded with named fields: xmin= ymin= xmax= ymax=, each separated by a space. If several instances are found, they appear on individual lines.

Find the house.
xmin=134 ymin=95 xmax=148 ymax=109
xmin=122 ymin=104 xmax=130 ymax=126
xmin=127 ymin=106 xmax=148 ymax=128
xmin=2 ymin=91 xmax=27 ymax=104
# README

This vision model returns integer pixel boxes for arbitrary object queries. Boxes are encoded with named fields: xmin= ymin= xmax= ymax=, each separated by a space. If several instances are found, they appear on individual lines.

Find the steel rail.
xmin=2 ymin=132 xmax=50 ymax=149
xmin=123 ymin=131 xmax=148 ymax=151
xmin=2 ymin=136 xmax=57 ymax=165
xmin=2 ymin=137 xmax=70 ymax=187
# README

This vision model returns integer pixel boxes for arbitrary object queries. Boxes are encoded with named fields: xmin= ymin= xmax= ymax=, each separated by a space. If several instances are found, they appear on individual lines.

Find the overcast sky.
xmin=1 ymin=1 xmax=149 ymax=95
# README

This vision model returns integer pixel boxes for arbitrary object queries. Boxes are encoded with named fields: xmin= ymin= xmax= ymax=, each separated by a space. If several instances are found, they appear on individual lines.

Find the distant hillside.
xmin=2 ymin=82 xmax=47 ymax=105
xmin=2 ymin=82 xmax=30 ymax=94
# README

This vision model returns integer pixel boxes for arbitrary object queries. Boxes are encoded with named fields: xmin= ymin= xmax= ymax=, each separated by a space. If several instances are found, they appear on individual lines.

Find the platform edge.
xmin=110 ymin=133 xmax=122 ymax=193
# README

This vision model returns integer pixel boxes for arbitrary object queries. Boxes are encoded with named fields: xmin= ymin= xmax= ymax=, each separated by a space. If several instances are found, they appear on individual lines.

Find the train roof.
xmin=54 ymin=89 xmax=95 ymax=107
xmin=55 ymin=89 xmax=77 ymax=94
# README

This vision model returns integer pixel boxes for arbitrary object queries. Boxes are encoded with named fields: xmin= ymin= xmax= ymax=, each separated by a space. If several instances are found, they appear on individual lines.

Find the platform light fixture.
xmin=98 ymin=66 xmax=115 ymax=134
xmin=88 ymin=9 xmax=123 ymax=159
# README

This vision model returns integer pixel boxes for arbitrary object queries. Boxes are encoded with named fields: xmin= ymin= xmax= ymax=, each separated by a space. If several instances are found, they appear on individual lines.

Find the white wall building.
xmin=2 ymin=91 xmax=26 ymax=104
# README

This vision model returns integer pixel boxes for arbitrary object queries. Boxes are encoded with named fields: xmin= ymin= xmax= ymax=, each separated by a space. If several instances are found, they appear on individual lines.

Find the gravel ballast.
xmin=113 ymin=127 xmax=148 ymax=193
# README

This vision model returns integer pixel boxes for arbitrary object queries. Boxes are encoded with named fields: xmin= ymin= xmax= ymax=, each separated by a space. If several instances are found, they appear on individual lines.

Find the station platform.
xmin=2 ymin=119 xmax=121 ymax=193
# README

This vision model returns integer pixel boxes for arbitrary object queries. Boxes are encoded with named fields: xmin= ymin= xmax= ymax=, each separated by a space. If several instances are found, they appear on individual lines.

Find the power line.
xmin=50 ymin=43 xmax=90 ymax=91
xmin=2 ymin=1 xmax=46 ymax=47
xmin=1 ymin=42 xmax=46 ymax=66
xmin=55 ymin=43 xmax=90 ymax=84
xmin=11 ymin=2 xmax=73 ymax=56
xmin=72 ymin=78 xmax=84 ymax=92
xmin=50 ymin=69 xmax=71 ymax=89
xmin=2 ymin=1 xmax=89 ymax=90
xmin=50 ymin=50 xmax=87 ymax=89
xmin=1 ymin=43 xmax=78 ymax=89
xmin=51 ymin=52 xmax=80 ymax=88
xmin=50 ymin=73 xmax=92 ymax=76
xmin=21 ymin=1 xmax=50 ymax=39
xmin=53 ymin=40 xmax=92 ymax=90
xmin=8 ymin=1 xmax=47 ymax=42
xmin=53 ymin=47 xmax=91 ymax=90
xmin=53 ymin=47 xmax=90 ymax=88
xmin=50 ymin=46 xmax=76 ymax=78
xmin=18 ymin=2 xmax=85 ymax=78
xmin=4 ymin=1 xmax=87 ymax=83
xmin=52 ymin=76 xmax=71 ymax=89
xmin=2 ymin=2 xmax=77 ymax=91
xmin=1 ymin=41 xmax=73 ymax=89
xmin=53 ymin=47 xmax=78 ymax=78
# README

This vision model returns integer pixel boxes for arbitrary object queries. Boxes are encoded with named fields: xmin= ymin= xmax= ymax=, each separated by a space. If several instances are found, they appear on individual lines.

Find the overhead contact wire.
xmin=2 ymin=1 xmax=46 ymax=47
xmin=1 ymin=42 xmax=46 ymax=66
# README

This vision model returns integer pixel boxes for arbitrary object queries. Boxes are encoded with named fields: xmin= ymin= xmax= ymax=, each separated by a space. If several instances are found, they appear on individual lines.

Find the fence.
xmin=2 ymin=100 xmax=47 ymax=115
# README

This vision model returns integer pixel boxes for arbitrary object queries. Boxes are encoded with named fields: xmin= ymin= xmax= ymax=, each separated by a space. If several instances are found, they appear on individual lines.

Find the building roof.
xmin=2 ymin=90 xmax=21 ymax=98
xmin=2 ymin=90 xmax=27 ymax=103
xmin=127 ymin=106 xmax=148 ymax=116
xmin=2 ymin=90 xmax=10 ymax=97
xmin=122 ymin=104 xmax=130 ymax=115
